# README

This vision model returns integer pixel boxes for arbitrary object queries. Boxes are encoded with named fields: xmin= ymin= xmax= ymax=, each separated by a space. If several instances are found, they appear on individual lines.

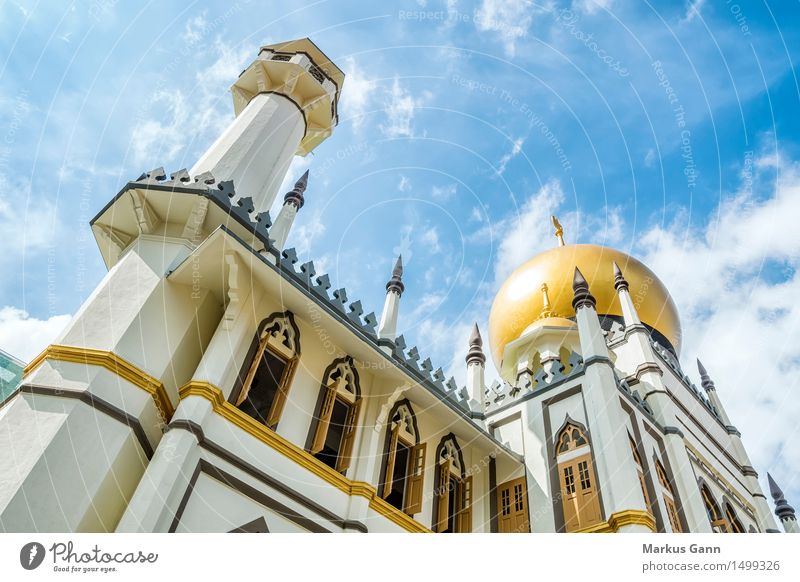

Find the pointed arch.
xmin=432 ymin=433 xmax=471 ymax=532
xmin=699 ymin=480 xmax=729 ymax=533
xmin=722 ymin=499 xmax=745 ymax=533
xmin=307 ymin=355 xmax=362 ymax=475
xmin=554 ymin=416 xmax=602 ymax=532
xmin=379 ymin=399 xmax=426 ymax=515
xmin=554 ymin=416 xmax=589 ymax=456
xmin=233 ymin=311 xmax=301 ymax=429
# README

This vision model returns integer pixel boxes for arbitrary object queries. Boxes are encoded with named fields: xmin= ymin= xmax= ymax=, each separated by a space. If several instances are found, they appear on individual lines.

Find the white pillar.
xmin=378 ymin=256 xmax=404 ymax=341
xmin=190 ymin=41 xmax=342 ymax=215
xmin=465 ymin=323 xmax=486 ymax=413
xmin=613 ymin=261 xmax=641 ymax=326
xmin=572 ymin=268 xmax=651 ymax=531
xmin=269 ymin=170 xmax=308 ymax=251
xmin=191 ymin=93 xmax=303 ymax=215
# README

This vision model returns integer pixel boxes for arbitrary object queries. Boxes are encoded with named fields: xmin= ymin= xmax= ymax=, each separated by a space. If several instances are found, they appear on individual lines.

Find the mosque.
xmin=0 ymin=38 xmax=796 ymax=533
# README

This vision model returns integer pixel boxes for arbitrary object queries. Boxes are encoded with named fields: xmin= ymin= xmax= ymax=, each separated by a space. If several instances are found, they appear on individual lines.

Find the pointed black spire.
xmin=283 ymin=169 xmax=309 ymax=209
xmin=613 ymin=261 xmax=629 ymax=292
xmin=571 ymin=266 xmax=596 ymax=310
xmin=697 ymin=359 xmax=716 ymax=391
xmin=466 ymin=323 xmax=486 ymax=366
xmin=386 ymin=255 xmax=404 ymax=295
xmin=768 ymin=473 xmax=797 ymax=524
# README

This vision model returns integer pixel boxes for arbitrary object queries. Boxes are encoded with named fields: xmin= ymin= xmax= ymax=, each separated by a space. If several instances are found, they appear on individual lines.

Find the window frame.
xmin=432 ymin=434 xmax=471 ymax=533
xmin=233 ymin=311 xmax=301 ymax=430
xmin=307 ymin=356 xmax=362 ymax=475
xmin=497 ymin=476 xmax=530 ymax=533
xmin=554 ymin=419 xmax=602 ymax=533
xmin=379 ymin=400 xmax=427 ymax=516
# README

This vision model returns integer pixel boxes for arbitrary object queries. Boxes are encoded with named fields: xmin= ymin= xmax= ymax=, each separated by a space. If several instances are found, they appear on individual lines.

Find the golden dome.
xmin=488 ymin=243 xmax=681 ymax=367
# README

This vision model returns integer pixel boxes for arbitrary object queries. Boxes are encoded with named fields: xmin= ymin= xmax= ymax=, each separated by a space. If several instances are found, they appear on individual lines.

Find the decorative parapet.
xmin=109 ymin=168 xmax=471 ymax=414
xmin=650 ymin=339 xmax=721 ymax=421
xmin=485 ymin=350 xmax=584 ymax=413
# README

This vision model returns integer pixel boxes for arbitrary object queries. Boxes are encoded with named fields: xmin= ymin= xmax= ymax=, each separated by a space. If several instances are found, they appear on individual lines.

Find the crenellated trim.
xmin=24 ymin=344 xmax=174 ymax=422
xmin=178 ymin=381 xmax=431 ymax=533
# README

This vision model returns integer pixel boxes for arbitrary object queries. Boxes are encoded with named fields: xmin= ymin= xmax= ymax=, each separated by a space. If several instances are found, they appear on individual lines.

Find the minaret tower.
xmin=378 ymin=256 xmax=404 ymax=342
xmin=0 ymin=38 xmax=343 ymax=533
xmin=191 ymin=39 xmax=343 ymax=214
xmin=465 ymin=323 xmax=486 ymax=413
xmin=768 ymin=474 xmax=799 ymax=533
xmin=270 ymin=170 xmax=309 ymax=251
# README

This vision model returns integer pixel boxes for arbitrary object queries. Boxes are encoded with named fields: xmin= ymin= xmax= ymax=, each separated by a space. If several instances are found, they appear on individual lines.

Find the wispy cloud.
xmin=496 ymin=136 xmax=525 ymax=175
xmin=640 ymin=148 xmax=800 ymax=498
xmin=681 ymin=0 xmax=706 ymax=23
xmin=341 ymin=57 xmax=378 ymax=132
xmin=475 ymin=0 xmax=538 ymax=57
xmin=381 ymin=78 xmax=424 ymax=138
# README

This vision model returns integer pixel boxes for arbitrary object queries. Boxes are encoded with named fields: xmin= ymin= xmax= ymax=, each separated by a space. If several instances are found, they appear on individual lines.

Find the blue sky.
xmin=1 ymin=1 xmax=799 ymax=504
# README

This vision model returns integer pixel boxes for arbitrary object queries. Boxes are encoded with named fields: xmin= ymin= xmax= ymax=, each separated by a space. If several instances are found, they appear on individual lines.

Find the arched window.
xmin=433 ymin=435 xmax=472 ymax=533
xmin=655 ymin=459 xmax=682 ymax=532
xmin=724 ymin=501 xmax=745 ymax=533
xmin=308 ymin=356 xmax=361 ymax=474
xmin=629 ymin=435 xmax=651 ymax=514
xmin=380 ymin=400 xmax=427 ymax=515
xmin=700 ymin=483 xmax=729 ymax=532
xmin=234 ymin=311 xmax=300 ymax=429
xmin=556 ymin=419 xmax=602 ymax=532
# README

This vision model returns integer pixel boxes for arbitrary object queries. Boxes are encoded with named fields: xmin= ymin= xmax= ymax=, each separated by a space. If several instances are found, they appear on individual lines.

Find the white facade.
xmin=0 ymin=37 xmax=794 ymax=534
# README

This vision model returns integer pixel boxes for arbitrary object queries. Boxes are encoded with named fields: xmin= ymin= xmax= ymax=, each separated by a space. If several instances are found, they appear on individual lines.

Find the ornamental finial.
xmin=552 ymin=215 xmax=565 ymax=247
xmin=538 ymin=283 xmax=558 ymax=319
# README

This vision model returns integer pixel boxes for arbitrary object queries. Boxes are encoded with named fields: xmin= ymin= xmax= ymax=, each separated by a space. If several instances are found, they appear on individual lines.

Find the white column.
xmin=378 ymin=256 xmax=404 ymax=341
xmin=572 ymin=268 xmax=650 ymax=531
xmin=270 ymin=202 xmax=298 ymax=251
xmin=465 ymin=323 xmax=486 ymax=413
xmin=191 ymin=93 xmax=304 ymax=214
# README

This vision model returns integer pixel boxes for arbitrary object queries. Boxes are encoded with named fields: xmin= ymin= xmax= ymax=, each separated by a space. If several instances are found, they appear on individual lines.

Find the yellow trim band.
xmin=24 ymin=344 xmax=175 ymax=422
xmin=179 ymin=381 xmax=431 ymax=533
xmin=577 ymin=510 xmax=657 ymax=533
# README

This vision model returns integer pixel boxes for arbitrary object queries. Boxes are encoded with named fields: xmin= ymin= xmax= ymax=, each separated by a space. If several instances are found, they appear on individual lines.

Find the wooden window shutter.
xmin=265 ymin=358 xmax=294 ymax=428
xmin=434 ymin=460 xmax=451 ymax=532
xmin=335 ymin=398 xmax=361 ymax=473
xmin=310 ymin=386 xmax=337 ymax=454
xmin=403 ymin=442 xmax=426 ymax=515
xmin=457 ymin=475 xmax=473 ymax=533
xmin=382 ymin=425 xmax=401 ymax=499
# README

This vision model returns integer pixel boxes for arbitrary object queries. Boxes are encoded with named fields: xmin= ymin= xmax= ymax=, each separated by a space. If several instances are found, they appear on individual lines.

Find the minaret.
xmin=610 ymin=262 xmax=712 ymax=531
xmin=378 ymin=256 xmax=404 ymax=341
xmin=613 ymin=261 xmax=641 ymax=326
xmin=696 ymin=359 xmax=732 ymax=427
xmin=269 ymin=170 xmax=309 ymax=251
xmin=465 ymin=323 xmax=486 ymax=413
xmin=697 ymin=359 xmax=779 ymax=531
xmin=191 ymin=39 xmax=343 ymax=214
xmin=767 ymin=474 xmax=799 ymax=533
xmin=571 ymin=267 xmax=652 ymax=530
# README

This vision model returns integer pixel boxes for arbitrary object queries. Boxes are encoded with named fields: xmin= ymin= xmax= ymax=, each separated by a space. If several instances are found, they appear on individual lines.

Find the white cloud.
xmin=572 ymin=0 xmax=614 ymax=15
xmin=497 ymin=136 xmax=525 ymax=175
xmin=644 ymin=148 xmax=657 ymax=168
xmin=420 ymin=226 xmax=442 ymax=254
xmin=475 ymin=0 xmax=536 ymax=57
xmin=431 ymin=183 xmax=457 ymax=201
xmin=398 ymin=175 xmax=411 ymax=192
xmin=131 ymin=38 xmax=251 ymax=168
xmin=494 ymin=180 xmax=565 ymax=282
xmin=0 ymin=307 xmax=70 ymax=362
xmin=639 ymin=150 xmax=800 ymax=499
xmin=381 ymin=78 xmax=423 ymax=138
xmin=682 ymin=0 xmax=706 ymax=23
xmin=341 ymin=57 xmax=377 ymax=132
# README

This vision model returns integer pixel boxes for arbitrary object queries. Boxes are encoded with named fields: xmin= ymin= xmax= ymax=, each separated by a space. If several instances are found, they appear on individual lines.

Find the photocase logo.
xmin=19 ymin=542 xmax=46 ymax=570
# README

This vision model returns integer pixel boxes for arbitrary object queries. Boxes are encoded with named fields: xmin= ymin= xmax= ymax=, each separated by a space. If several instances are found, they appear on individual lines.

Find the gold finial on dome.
xmin=551 ymin=215 xmax=565 ymax=246
xmin=537 ymin=283 xmax=559 ymax=319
